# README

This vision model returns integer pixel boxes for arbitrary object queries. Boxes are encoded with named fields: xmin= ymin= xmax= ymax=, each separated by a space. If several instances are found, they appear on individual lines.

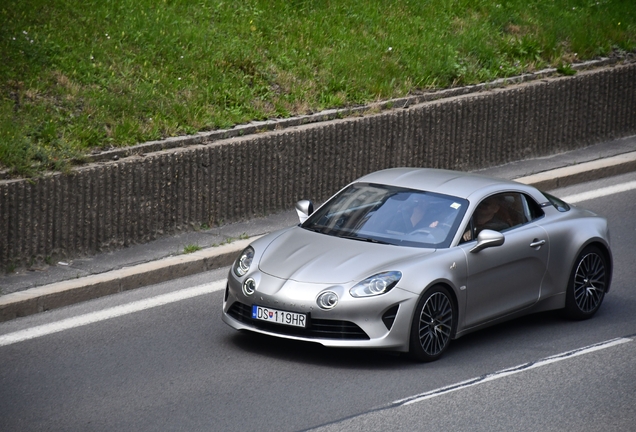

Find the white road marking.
xmin=392 ymin=337 xmax=632 ymax=407
xmin=561 ymin=180 xmax=636 ymax=203
xmin=0 ymin=280 xmax=226 ymax=347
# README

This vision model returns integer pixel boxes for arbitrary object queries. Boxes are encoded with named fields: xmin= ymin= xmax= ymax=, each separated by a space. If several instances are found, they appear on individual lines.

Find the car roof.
xmin=354 ymin=168 xmax=532 ymax=200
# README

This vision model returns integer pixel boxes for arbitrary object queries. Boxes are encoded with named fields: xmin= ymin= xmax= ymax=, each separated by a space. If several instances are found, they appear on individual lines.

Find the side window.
xmin=541 ymin=191 xmax=570 ymax=212
xmin=461 ymin=192 xmax=531 ymax=242
xmin=521 ymin=194 xmax=545 ymax=221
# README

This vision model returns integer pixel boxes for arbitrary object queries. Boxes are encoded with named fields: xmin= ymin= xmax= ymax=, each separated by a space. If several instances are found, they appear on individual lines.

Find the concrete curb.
xmin=1 ymin=153 xmax=635 ymax=323
xmin=515 ymin=151 xmax=636 ymax=189
xmin=0 ymin=237 xmax=259 ymax=322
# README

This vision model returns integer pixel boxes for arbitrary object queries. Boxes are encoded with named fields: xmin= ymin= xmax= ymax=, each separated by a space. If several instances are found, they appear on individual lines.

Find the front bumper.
xmin=222 ymin=270 xmax=419 ymax=352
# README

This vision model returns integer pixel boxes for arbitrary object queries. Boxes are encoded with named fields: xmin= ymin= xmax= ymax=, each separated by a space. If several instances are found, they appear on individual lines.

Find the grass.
xmin=183 ymin=244 xmax=202 ymax=254
xmin=5 ymin=262 xmax=16 ymax=274
xmin=183 ymin=233 xmax=248 ymax=252
xmin=1 ymin=0 xmax=635 ymax=177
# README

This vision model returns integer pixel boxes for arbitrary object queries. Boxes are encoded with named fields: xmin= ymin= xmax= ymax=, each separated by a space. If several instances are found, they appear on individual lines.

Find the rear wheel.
xmin=564 ymin=246 xmax=608 ymax=320
xmin=409 ymin=285 xmax=456 ymax=362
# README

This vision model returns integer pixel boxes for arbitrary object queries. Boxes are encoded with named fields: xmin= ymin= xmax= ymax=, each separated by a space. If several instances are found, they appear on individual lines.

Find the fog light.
xmin=242 ymin=278 xmax=256 ymax=296
xmin=317 ymin=291 xmax=338 ymax=310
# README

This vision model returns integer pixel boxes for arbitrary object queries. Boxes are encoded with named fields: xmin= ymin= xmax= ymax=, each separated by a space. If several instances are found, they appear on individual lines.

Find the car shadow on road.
xmin=226 ymin=331 xmax=418 ymax=369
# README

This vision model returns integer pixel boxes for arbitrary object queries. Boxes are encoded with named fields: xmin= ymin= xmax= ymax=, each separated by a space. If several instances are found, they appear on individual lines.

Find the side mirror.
xmin=295 ymin=200 xmax=314 ymax=224
xmin=469 ymin=229 xmax=505 ymax=253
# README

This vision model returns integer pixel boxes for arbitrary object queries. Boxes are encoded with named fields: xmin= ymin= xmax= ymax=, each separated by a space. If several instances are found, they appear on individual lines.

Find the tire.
xmin=564 ymin=246 xmax=608 ymax=320
xmin=409 ymin=285 xmax=456 ymax=362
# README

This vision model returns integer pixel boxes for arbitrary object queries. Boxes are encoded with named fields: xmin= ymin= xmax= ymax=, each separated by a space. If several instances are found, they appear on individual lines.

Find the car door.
xmin=460 ymin=193 xmax=549 ymax=328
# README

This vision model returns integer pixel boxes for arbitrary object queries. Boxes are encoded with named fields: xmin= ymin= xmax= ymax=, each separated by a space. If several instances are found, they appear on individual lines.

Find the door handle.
xmin=530 ymin=239 xmax=546 ymax=248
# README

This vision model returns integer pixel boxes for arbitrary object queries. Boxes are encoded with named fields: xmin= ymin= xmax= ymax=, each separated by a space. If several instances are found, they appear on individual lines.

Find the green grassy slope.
xmin=1 ymin=0 xmax=635 ymax=176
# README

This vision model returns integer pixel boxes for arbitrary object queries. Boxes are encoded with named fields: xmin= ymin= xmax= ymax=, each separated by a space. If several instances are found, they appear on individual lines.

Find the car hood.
xmin=258 ymin=227 xmax=434 ymax=284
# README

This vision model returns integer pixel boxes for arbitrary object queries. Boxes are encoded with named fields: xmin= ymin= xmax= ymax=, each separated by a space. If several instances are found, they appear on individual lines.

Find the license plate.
xmin=252 ymin=305 xmax=307 ymax=328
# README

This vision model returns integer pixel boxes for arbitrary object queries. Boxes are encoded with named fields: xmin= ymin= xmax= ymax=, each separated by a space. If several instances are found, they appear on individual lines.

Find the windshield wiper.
xmin=303 ymin=226 xmax=392 ymax=245
xmin=302 ymin=225 xmax=329 ymax=234
xmin=337 ymin=234 xmax=392 ymax=245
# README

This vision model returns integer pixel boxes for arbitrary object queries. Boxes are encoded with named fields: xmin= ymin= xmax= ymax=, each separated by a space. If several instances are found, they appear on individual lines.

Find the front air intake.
xmin=382 ymin=305 xmax=400 ymax=330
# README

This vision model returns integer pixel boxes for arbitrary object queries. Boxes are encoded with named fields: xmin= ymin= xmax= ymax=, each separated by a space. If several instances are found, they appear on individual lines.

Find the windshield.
xmin=302 ymin=183 xmax=468 ymax=248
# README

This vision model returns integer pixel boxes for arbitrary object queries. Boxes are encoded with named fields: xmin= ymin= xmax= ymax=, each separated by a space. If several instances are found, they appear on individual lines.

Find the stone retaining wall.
xmin=1 ymin=63 xmax=635 ymax=267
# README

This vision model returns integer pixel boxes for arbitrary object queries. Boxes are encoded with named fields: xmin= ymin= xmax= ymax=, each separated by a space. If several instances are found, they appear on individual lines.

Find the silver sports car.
xmin=222 ymin=168 xmax=612 ymax=361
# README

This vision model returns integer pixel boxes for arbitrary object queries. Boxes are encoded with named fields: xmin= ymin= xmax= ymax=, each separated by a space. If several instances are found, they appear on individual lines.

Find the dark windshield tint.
xmin=302 ymin=183 xmax=468 ymax=248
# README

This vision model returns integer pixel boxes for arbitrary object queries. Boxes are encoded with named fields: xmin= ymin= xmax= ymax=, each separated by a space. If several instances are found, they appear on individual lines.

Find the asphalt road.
xmin=1 ymin=172 xmax=635 ymax=432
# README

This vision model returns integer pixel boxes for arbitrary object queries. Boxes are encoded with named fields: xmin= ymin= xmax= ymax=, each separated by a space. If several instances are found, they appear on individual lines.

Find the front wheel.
xmin=564 ymin=246 xmax=608 ymax=320
xmin=409 ymin=285 xmax=456 ymax=362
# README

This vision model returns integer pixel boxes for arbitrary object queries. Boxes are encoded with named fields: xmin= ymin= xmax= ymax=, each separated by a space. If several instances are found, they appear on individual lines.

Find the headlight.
xmin=233 ymin=246 xmax=255 ymax=277
xmin=350 ymin=271 xmax=402 ymax=297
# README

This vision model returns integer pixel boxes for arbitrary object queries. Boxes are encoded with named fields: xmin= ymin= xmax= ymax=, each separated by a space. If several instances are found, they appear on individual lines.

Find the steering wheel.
xmin=409 ymin=227 xmax=445 ymax=242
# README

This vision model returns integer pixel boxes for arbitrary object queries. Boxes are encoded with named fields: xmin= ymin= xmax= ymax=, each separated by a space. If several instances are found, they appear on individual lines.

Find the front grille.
xmin=227 ymin=302 xmax=369 ymax=340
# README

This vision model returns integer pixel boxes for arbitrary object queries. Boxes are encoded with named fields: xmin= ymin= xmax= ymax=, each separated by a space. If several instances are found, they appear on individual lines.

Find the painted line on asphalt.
xmin=561 ymin=180 xmax=636 ymax=203
xmin=392 ymin=337 xmax=632 ymax=407
xmin=0 ymin=280 xmax=226 ymax=347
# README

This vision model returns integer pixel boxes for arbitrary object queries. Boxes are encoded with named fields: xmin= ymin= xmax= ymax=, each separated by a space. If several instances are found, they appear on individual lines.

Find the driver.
xmin=408 ymin=197 xmax=442 ymax=230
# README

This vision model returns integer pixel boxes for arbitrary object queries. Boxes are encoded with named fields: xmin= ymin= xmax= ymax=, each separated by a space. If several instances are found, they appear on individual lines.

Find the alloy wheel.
xmin=573 ymin=252 xmax=606 ymax=313
xmin=418 ymin=292 xmax=453 ymax=356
